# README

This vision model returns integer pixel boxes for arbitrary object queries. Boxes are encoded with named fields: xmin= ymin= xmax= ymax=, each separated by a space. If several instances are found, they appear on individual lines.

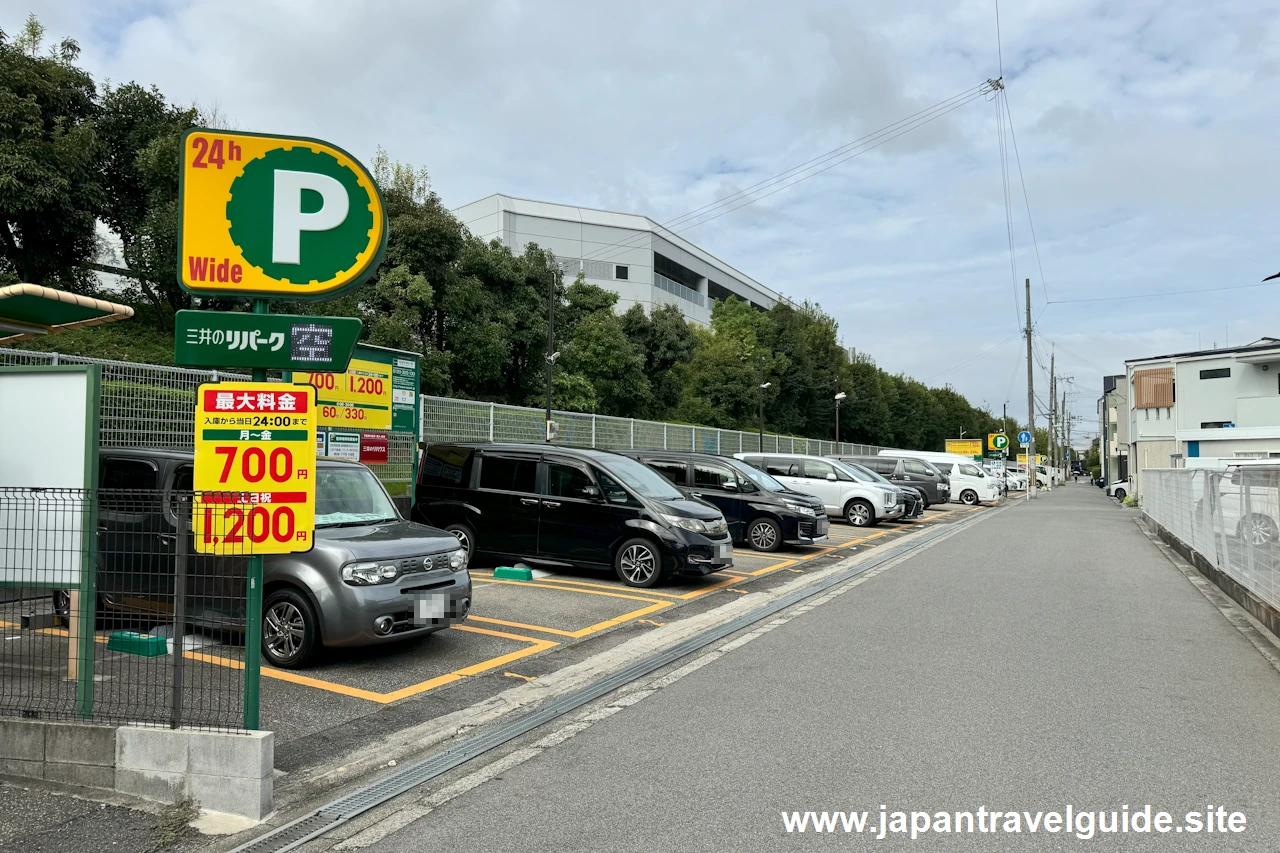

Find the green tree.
xmin=620 ymin=302 xmax=697 ymax=419
xmin=0 ymin=16 xmax=102 ymax=289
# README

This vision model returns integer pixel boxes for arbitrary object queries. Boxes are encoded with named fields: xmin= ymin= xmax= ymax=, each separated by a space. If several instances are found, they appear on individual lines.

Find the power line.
xmin=1002 ymin=91 xmax=1050 ymax=307
xmin=568 ymin=85 xmax=994 ymax=265
xmin=1047 ymin=279 xmax=1280 ymax=304
xmin=922 ymin=331 xmax=1021 ymax=383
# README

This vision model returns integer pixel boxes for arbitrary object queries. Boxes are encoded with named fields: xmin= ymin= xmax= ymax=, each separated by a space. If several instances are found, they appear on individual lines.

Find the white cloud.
xmin=10 ymin=0 xmax=1280 ymax=431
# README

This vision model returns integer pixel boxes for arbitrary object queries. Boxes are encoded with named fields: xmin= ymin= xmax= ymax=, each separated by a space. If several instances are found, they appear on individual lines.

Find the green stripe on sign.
xmin=316 ymin=399 xmax=391 ymax=411
xmin=201 ymin=430 xmax=310 ymax=441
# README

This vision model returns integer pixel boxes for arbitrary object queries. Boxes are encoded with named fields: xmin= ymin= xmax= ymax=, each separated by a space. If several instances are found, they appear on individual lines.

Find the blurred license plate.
xmin=414 ymin=593 xmax=447 ymax=624
xmin=715 ymin=543 xmax=732 ymax=560
xmin=815 ymin=518 xmax=829 ymax=534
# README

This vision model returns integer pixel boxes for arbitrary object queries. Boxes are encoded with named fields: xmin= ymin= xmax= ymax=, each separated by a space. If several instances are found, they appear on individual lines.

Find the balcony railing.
xmin=654 ymin=272 xmax=706 ymax=308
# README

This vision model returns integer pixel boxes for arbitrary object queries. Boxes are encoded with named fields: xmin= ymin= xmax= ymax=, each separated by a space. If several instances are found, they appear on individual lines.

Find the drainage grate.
xmin=232 ymin=514 xmax=989 ymax=853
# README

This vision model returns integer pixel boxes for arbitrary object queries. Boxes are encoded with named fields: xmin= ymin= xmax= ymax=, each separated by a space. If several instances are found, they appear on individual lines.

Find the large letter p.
xmin=272 ymin=169 xmax=349 ymax=265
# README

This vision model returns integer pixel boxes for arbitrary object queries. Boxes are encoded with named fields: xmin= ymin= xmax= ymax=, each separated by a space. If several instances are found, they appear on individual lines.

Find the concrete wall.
xmin=0 ymin=720 xmax=272 ymax=820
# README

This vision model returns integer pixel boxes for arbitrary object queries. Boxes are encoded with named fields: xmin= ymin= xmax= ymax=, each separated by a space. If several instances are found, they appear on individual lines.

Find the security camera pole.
xmin=834 ymin=391 xmax=847 ymax=443
xmin=758 ymin=355 xmax=770 ymax=452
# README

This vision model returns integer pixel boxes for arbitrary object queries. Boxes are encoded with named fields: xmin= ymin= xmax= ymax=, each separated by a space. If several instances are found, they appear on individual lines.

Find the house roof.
xmin=1125 ymin=337 xmax=1280 ymax=366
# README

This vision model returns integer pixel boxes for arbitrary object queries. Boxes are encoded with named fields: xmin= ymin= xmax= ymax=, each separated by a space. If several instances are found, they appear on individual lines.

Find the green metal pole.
xmin=76 ymin=364 xmax=102 ymax=720
xmin=244 ymin=298 xmax=269 ymax=730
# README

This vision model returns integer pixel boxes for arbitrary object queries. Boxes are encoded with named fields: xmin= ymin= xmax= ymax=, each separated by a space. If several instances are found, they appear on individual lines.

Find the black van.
xmin=836 ymin=455 xmax=950 ymax=507
xmin=414 ymin=443 xmax=733 ymax=588
xmin=615 ymin=450 xmax=827 ymax=552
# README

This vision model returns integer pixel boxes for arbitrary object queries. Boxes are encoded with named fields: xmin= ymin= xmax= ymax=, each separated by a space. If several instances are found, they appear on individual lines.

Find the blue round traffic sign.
xmin=1017 ymin=430 xmax=1032 ymax=445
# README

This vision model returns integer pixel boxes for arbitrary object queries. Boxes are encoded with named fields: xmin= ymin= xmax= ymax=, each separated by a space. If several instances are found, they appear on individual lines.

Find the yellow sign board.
xmin=945 ymin=438 xmax=984 ymax=457
xmin=178 ymin=129 xmax=386 ymax=300
xmin=1016 ymin=454 xmax=1047 ymax=465
xmin=295 ymin=358 xmax=392 ymax=431
xmin=193 ymin=383 xmax=316 ymax=555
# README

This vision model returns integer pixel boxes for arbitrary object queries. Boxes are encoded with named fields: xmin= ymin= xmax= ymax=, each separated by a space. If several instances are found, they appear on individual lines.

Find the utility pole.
xmin=1049 ymin=350 xmax=1056 ymax=479
xmin=1062 ymin=389 xmax=1068 ymax=474
xmin=1025 ymin=278 xmax=1036 ymax=499
xmin=1002 ymin=401 xmax=1009 ymax=466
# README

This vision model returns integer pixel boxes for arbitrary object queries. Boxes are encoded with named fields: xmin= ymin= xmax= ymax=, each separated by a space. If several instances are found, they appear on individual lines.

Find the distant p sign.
xmin=177 ymin=129 xmax=386 ymax=300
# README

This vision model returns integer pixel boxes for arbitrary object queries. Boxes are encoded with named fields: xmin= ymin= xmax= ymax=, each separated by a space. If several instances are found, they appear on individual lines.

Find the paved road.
xmin=362 ymin=484 xmax=1280 ymax=850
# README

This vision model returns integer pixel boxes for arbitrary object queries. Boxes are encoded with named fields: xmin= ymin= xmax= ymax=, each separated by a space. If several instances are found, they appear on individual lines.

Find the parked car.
xmin=734 ymin=453 xmax=903 ymax=527
xmin=414 ymin=443 xmax=733 ymax=587
xmin=878 ymin=450 xmax=1001 ymax=506
xmin=838 ymin=460 xmax=926 ymax=520
xmin=1107 ymin=479 xmax=1130 ymax=501
xmin=833 ymin=455 xmax=951 ymax=507
xmin=614 ymin=450 xmax=827 ymax=552
xmin=85 ymin=448 xmax=472 ymax=668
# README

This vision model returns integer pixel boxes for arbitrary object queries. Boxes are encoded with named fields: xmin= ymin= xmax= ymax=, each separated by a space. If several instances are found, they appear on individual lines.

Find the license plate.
xmin=715 ymin=543 xmax=732 ymax=560
xmin=815 ymin=518 xmax=829 ymax=535
xmin=414 ymin=593 xmax=447 ymax=623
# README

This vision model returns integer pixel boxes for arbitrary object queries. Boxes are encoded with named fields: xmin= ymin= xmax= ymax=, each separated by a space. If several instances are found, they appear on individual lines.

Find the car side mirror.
xmin=582 ymin=485 xmax=602 ymax=500
xmin=826 ymin=473 xmax=837 ymax=482
xmin=722 ymin=481 xmax=738 ymax=491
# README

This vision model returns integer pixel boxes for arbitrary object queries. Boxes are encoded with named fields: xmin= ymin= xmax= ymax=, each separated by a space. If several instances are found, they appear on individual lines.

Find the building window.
xmin=614 ymin=265 xmax=629 ymax=281
xmin=1199 ymin=367 xmax=1231 ymax=380
xmin=1200 ymin=421 xmax=1230 ymax=429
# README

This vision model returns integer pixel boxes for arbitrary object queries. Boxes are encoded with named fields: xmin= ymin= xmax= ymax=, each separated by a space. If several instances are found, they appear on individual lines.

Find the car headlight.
xmin=662 ymin=514 xmax=708 ymax=533
xmin=783 ymin=501 xmax=815 ymax=516
xmin=342 ymin=561 xmax=398 ymax=585
xmin=449 ymin=548 xmax=468 ymax=570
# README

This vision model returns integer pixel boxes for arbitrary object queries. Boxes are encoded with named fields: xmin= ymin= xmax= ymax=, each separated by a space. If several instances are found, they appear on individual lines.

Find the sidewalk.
xmin=366 ymin=483 xmax=1280 ymax=850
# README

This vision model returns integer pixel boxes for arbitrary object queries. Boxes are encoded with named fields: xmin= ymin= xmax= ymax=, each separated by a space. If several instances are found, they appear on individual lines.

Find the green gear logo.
xmin=226 ymin=147 xmax=375 ymax=286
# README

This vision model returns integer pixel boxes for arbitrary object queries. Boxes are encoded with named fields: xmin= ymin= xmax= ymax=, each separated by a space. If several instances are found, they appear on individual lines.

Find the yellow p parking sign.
xmin=193 ymin=382 xmax=317 ymax=555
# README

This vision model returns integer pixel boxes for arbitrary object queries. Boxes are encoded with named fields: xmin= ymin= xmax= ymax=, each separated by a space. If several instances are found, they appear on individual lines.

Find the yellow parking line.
xmin=183 ymin=624 xmax=558 ymax=704
xmin=467 ymin=599 xmax=670 ymax=639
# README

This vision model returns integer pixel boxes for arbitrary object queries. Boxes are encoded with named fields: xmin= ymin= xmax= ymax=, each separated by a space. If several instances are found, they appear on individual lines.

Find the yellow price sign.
xmin=945 ymin=438 xmax=984 ymax=458
xmin=295 ymin=358 xmax=392 ymax=431
xmin=193 ymin=382 xmax=316 ymax=555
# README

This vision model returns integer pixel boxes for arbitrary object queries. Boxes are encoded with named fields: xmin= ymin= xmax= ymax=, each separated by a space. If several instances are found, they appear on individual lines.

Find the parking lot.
xmin=244 ymin=501 xmax=996 ymax=751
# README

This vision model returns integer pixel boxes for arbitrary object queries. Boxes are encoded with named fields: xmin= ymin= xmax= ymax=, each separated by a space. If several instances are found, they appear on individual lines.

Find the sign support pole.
xmin=243 ymin=298 xmax=269 ymax=731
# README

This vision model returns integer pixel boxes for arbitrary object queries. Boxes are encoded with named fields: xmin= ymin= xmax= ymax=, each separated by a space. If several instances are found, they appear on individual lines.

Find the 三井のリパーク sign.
xmin=174 ymin=310 xmax=361 ymax=372
xmin=192 ymin=383 xmax=316 ymax=556
xmin=177 ymin=129 xmax=386 ymax=300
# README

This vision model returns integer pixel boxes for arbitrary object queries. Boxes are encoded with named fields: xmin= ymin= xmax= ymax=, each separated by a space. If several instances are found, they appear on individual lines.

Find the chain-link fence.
xmin=0 ymin=348 xmax=413 ymax=493
xmin=419 ymin=395 xmax=888 ymax=458
xmin=0 ymin=488 xmax=246 ymax=730
xmin=1143 ymin=467 xmax=1280 ymax=615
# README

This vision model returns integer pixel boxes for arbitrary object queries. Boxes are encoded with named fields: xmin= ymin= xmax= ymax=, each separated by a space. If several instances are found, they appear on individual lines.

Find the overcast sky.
xmin=16 ymin=0 xmax=1280 ymax=439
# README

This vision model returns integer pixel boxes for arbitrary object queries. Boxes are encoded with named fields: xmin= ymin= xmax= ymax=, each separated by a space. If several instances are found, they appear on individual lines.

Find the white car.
xmin=1107 ymin=479 xmax=1130 ymax=501
xmin=735 ymin=453 xmax=903 ymax=527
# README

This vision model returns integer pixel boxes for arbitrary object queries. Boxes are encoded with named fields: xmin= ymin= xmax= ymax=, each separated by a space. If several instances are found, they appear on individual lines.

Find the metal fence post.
xmin=592 ymin=415 xmax=597 ymax=448
xmin=717 ymin=430 xmax=721 ymax=455
xmin=630 ymin=420 xmax=635 ymax=448
xmin=170 ymin=506 xmax=189 ymax=730
xmin=663 ymin=424 xmax=667 ymax=450
xmin=489 ymin=403 xmax=495 ymax=441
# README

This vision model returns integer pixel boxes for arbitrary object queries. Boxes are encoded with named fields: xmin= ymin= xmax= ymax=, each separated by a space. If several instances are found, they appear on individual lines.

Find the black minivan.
xmin=615 ymin=450 xmax=828 ymax=552
xmin=836 ymin=455 xmax=951 ymax=507
xmin=414 ymin=443 xmax=733 ymax=588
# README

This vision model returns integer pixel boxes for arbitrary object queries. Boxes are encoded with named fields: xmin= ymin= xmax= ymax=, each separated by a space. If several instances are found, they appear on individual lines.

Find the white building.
xmin=453 ymin=194 xmax=788 ymax=325
xmin=1125 ymin=337 xmax=1280 ymax=498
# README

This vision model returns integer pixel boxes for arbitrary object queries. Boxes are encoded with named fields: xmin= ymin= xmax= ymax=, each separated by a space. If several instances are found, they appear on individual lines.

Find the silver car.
xmin=85 ymin=449 xmax=473 ymax=668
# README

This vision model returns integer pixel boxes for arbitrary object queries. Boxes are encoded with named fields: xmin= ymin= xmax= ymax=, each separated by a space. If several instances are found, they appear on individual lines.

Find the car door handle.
xmin=690 ymin=492 xmax=704 ymax=498
xmin=159 ymin=533 xmax=176 ymax=544
xmin=543 ymin=501 xmax=561 ymax=509
xmin=520 ymin=498 xmax=538 ymax=506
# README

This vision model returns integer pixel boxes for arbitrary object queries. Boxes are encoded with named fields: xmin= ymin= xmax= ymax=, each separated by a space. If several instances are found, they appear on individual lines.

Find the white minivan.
xmin=878 ymin=450 xmax=1001 ymax=505
xmin=734 ymin=452 xmax=903 ymax=527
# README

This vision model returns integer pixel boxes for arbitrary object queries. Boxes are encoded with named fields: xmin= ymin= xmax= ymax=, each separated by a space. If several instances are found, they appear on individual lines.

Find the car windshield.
xmin=847 ymin=462 xmax=892 ymax=485
xmin=315 ymin=466 xmax=399 ymax=527
xmin=830 ymin=459 xmax=875 ymax=483
xmin=726 ymin=459 xmax=787 ymax=492
xmin=601 ymin=455 xmax=683 ymax=499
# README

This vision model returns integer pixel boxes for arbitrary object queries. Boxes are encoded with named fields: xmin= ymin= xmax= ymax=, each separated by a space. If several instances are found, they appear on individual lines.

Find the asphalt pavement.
xmin=355 ymin=483 xmax=1280 ymax=851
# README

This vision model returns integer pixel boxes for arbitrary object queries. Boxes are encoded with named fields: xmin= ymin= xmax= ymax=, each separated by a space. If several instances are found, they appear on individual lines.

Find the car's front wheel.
xmin=1114 ymin=488 xmax=1127 ymax=502
xmin=960 ymin=489 xmax=979 ymax=506
xmin=844 ymin=499 xmax=875 ymax=527
xmin=262 ymin=588 xmax=319 ymax=669
xmin=746 ymin=517 xmax=783 ymax=552
xmin=615 ymin=537 xmax=664 ymax=588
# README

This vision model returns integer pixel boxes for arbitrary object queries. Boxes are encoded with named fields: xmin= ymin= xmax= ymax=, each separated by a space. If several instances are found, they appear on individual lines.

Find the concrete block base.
xmin=0 ymin=720 xmax=273 ymax=821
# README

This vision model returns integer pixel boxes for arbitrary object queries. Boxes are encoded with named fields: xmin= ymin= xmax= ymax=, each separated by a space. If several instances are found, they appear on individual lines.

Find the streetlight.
xmin=834 ymin=392 xmax=847 ymax=443
xmin=544 ymin=263 xmax=560 ymax=442
xmin=758 ymin=355 xmax=770 ymax=451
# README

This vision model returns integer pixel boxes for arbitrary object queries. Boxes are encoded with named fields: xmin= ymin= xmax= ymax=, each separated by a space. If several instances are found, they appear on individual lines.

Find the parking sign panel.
xmin=193 ymin=382 xmax=316 ymax=555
